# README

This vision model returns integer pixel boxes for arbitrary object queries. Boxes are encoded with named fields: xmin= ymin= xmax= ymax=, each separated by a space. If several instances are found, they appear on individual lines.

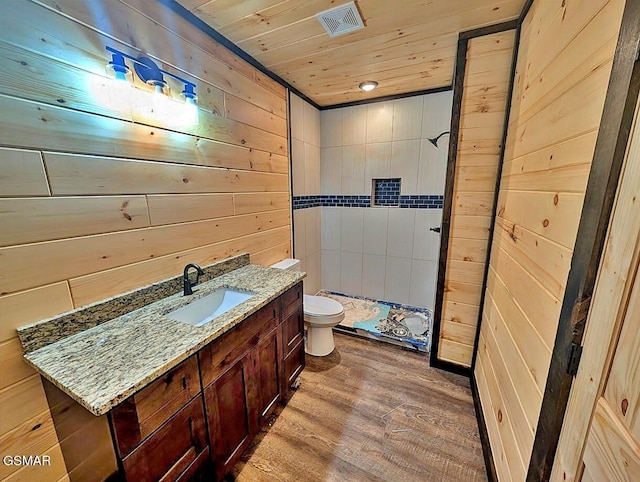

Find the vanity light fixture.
xmin=359 ymin=80 xmax=378 ymax=92
xmin=428 ymin=131 xmax=450 ymax=148
xmin=105 ymin=45 xmax=198 ymax=125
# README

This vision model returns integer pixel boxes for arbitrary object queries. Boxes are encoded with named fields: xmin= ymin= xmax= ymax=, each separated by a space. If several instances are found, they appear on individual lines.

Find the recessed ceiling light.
xmin=359 ymin=81 xmax=378 ymax=92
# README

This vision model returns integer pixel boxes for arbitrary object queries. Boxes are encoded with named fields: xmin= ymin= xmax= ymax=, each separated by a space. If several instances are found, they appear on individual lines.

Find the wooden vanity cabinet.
xmin=109 ymin=355 xmax=209 ymax=482
xmin=199 ymin=282 xmax=303 ymax=480
xmin=120 ymin=396 xmax=209 ymax=482
xmin=199 ymin=298 xmax=286 ymax=479
xmin=44 ymin=282 xmax=304 ymax=482
xmin=281 ymin=306 xmax=305 ymax=392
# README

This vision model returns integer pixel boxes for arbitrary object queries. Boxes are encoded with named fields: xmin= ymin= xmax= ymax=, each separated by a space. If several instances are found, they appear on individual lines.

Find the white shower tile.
xmin=289 ymin=94 xmax=304 ymax=141
xmin=320 ymin=108 xmax=343 ymax=147
xmin=362 ymin=254 xmax=386 ymax=300
xmin=321 ymin=250 xmax=341 ymax=292
xmin=340 ymin=252 xmax=363 ymax=296
xmin=293 ymin=209 xmax=306 ymax=258
xmin=341 ymin=207 xmax=364 ymax=253
xmin=341 ymin=145 xmax=366 ymax=194
xmin=392 ymin=97 xmax=423 ymax=141
xmin=320 ymin=147 xmax=342 ymax=194
xmin=387 ymin=209 xmax=415 ymax=258
xmin=412 ymin=209 xmax=443 ymax=261
xmin=384 ymin=257 xmax=412 ymax=304
xmin=305 ymin=207 xmax=319 ymax=255
xmin=343 ymin=105 xmax=367 ymax=145
xmin=362 ymin=208 xmax=388 ymax=255
xmin=409 ymin=260 xmax=438 ymax=309
xmin=321 ymin=207 xmax=342 ymax=251
xmin=366 ymin=102 xmax=393 ymax=143
xmin=365 ymin=142 xmax=391 ymax=190
xmin=305 ymin=143 xmax=321 ymax=195
xmin=303 ymin=101 xmax=320 ymax=146
xmin=390 ymin=140 xmax=420 ymax=194
xmin=421 ymin=90 xmax=453 ymax=140
xmin=417 ymin=139 xmax=448 ymax=194
xmin=305 ymin=251 xmax=320 ymax=295
xmin=291 ymin=138 xmax=305 ymax=196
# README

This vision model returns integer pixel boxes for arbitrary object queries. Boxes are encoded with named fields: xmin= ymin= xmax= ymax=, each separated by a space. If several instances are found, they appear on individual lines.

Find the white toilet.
xmin=271 ymin=259 xmax=344 ymax=356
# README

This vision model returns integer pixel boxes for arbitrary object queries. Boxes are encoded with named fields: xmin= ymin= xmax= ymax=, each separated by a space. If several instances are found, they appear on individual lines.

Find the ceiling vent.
xmin=316 ymin=1 xmax=365 ymax=37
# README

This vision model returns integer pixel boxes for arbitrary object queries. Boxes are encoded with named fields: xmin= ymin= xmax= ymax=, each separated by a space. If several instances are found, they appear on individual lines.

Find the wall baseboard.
xmin=471 ymin=374 xmax=498 ymax=482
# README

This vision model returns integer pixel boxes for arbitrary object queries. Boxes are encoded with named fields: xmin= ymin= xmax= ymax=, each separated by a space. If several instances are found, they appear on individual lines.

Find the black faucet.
xmin=183 ymin=263 xmax=205 ymax=296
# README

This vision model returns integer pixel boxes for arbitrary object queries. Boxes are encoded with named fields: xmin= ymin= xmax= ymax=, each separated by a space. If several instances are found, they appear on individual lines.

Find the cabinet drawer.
xmin=111 ymin=356 xmax=201 ymax=457
xmin=281 ymin=306 xmax=304 ymax=358
xmin=122 ymin=396 xmax=208 ymax=482
xmin=283 ymin=338 xmax=305 ymax=390
xmin=281 ymin=282 xmax=302 ymax=320
xmin=199 ymin=299 xmax=279 ymax=387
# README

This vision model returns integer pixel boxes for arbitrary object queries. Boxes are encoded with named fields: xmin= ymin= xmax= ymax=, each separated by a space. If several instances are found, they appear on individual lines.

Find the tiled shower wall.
xmin=318 ymin=91 xmax=452 ymax=309
xmin=290 ymin=93 xmax=321 ymax=294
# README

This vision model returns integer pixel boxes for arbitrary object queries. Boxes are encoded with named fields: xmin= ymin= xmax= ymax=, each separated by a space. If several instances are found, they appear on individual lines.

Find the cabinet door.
xmin=281 ymin=282 xmax=303 ymax=319
xmin=281 ymin=306 xmax=304 ymax=358
xmin=250 ymin=326 xmax=282 ymax=428
xmin=121 ymin=396 xmax=208 ymax=482
xmin=111 ymin=356 xmax=201 ymax=457
xmin=283 ymin=339 xmax=305 ymax=392
xmin=204 ymin=356 xmax=252 ymax=480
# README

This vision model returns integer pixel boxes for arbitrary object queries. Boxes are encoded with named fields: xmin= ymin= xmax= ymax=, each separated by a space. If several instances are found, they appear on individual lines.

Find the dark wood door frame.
xmin=430 ymin=17 xmax=520 ymax=377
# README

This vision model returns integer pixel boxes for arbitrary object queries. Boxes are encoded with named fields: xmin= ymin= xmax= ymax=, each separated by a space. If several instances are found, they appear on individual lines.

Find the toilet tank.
xmin=270 ymin=258 xmax=301 ymax=271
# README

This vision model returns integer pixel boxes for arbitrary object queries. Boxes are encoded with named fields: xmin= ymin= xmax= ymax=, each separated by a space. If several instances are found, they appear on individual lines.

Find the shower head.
xmin=428 ymin=131 xmax=450 ymax=148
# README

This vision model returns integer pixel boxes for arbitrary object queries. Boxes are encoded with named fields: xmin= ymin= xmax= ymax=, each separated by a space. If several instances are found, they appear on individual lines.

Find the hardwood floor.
xmin=231 ymin=333 xmax=487 ymax=482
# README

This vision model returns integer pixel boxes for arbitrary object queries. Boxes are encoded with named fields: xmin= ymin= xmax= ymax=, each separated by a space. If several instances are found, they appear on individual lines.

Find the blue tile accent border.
xmin=293 ymin=195 xmax=371 ymax=209
xmin=292 ymin=194 xmax=443 ymax=210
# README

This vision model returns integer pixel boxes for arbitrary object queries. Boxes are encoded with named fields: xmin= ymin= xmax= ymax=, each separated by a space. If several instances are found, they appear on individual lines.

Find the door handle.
xmin=429 ymin=227 xmax=441 ymax=233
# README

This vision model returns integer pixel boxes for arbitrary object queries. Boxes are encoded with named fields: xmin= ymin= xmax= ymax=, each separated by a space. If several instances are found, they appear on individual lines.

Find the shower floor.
xmin=317 ymin=291 xmax=433 ymax=353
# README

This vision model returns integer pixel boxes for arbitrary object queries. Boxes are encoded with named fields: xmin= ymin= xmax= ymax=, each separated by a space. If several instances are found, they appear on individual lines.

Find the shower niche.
xmin=372 ymin=178 xmax=401 ymax=207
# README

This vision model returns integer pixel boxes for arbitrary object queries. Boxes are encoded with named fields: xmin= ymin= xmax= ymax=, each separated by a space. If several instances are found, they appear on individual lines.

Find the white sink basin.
xmin=167 ymin=289 xmax=254 ymax=327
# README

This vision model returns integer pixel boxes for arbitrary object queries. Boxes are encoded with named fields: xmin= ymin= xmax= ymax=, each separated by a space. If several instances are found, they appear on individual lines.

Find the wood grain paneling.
xmin=3 ymin=443 xmax=68 ymax=482
xmin=69 ymin=226 xmax=291 ymax=307
xmin=439 ymin=339 xmax=473 ymax=367
xmin=0 ymin=148 xmax=49 ymax=197
xmin=178 ymin=0 xmax=524 ymax=106
xmin=0 ymin=196 xmax=150 ymax=246
xmin=552 ymin=89 xmax=640 ymax=482
xmin=0 ymin=96 xmax=287 ymax=174
xmin=0 ymin=338 xmax=36 ymax=390
xmin=147 ymin=194 xmax=234 ymax=226
xmin=43 ymin=153 xmax=288 ymax=195
xmin=0 ymin=410 xmax=58 ymax=480
xmin=0 ymin=2 xmax=291 ymax=480
xmin=475 ymin=0 xmax=625 ymax=479
xmin=225 ymin=94 xmax=288 ymax=137
xmin=0 ymin=283 xmax=74 ymax=343
xmin=0 ymin=375 xmax=50 ymax=434
xmin=437 ymin=29 xmax=516 ymax=368
xmin=0 ymin=209 xmax=290 ymax=295
xmin=233 ymin=192 xmax=290 ymax=215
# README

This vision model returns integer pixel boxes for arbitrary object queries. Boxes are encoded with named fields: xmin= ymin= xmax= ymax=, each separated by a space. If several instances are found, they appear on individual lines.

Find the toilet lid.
xmin=303 ymin=295 xmax=343 ymax=316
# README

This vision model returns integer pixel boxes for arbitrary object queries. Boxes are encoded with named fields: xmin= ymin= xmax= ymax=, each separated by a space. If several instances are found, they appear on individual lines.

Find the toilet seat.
xmin=303 ymin=295 xmax=344 ymax=324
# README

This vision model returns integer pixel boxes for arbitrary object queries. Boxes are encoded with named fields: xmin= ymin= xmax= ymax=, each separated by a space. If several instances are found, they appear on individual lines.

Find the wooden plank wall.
xmin=439 ymin=30 xmax=516 ymax=367
xmin=0 ymin=1 xmax=290 ymax=481
xmin=474 ymin=0 xmax=625 ymax=479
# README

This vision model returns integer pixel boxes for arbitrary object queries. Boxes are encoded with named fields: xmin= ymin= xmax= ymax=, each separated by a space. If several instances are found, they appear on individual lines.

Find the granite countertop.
xmin=23 ymin=264 xmax=305 ymax=416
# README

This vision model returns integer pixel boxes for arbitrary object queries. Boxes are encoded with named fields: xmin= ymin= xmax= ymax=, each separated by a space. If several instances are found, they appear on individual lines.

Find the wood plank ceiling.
xmin=176 ymin=0 xmax=525 ymax=106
